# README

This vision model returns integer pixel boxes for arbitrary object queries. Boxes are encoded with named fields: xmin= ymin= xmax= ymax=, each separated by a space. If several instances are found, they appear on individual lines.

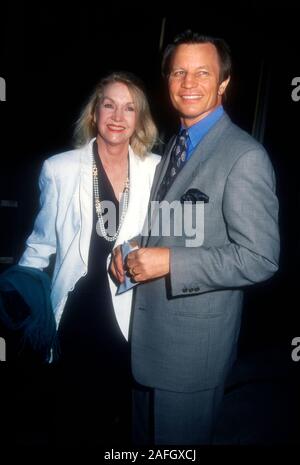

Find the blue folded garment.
xmin=0 ymin=265 xmax=57 ymax=362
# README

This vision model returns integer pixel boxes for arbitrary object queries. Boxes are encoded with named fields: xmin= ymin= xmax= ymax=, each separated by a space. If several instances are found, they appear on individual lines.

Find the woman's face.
xmin=94 ymin=82 xmax=137 ymax=148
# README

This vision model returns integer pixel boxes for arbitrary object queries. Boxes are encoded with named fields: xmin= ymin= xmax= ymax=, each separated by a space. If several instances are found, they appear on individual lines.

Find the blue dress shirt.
xmin=183 ymin=106 xmax=224 ymax=161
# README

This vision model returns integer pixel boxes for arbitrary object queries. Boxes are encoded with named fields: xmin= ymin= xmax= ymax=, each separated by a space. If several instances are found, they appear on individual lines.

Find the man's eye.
xmin=174 ymin=70 xmax=185 ymax=77
xmin=198 ymin=70 xmax=209 ymax=76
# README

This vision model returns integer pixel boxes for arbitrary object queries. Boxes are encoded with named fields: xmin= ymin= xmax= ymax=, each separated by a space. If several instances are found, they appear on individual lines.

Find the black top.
xmin=57 ymin=141 xmax=129 ymax=377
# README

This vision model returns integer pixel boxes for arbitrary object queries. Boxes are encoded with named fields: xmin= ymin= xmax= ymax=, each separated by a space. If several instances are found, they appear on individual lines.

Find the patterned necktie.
xmin=157 ymin=129 xmax=188 ymax=201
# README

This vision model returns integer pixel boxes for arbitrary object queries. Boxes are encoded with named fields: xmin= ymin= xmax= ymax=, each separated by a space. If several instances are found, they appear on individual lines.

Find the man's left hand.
xmin=126 ymin=247 xmax=170 ymax=282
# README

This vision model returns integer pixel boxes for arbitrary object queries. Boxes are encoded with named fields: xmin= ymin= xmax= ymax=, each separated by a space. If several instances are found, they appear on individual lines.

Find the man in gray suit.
xmin=112 ymin=30 xmax=280 ymax=445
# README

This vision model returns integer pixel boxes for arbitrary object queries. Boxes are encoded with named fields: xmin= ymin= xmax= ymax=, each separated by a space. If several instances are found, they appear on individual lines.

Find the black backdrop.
xmin=0 ymin=2 xmax=299 ymax=454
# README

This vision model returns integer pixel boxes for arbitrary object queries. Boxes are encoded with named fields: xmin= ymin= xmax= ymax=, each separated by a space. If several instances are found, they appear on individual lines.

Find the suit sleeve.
xmin=18 ymin=160 xmax=58 ymax=270
xmin=169 ymin=148 xmax=280 ymax=296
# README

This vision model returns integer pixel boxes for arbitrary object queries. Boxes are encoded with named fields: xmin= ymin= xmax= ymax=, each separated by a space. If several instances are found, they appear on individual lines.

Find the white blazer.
xmin=19 ymin=138 xmax=160 ymax=340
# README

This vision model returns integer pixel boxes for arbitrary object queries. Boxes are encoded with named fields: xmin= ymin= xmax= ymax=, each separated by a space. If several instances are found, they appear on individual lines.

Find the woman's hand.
xmin=110 ymin=246 xmax=125 ymax=283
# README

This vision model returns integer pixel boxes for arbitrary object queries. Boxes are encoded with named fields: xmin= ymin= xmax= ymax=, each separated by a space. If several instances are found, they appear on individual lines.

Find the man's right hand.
xmin=110 ymin=245 xmax=125 ymax=283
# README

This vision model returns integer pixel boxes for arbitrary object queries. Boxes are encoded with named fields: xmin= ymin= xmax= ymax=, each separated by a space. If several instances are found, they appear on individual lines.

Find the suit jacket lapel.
xmin=146 ymin=114 xmax=231 ymax=247
xmin=150 ymin=135 xmax=176 ymax=202
xmin=140 ymin=136 xmax=176 ymax=247
xmin=165 ymin=114 xmax=231 ymax=203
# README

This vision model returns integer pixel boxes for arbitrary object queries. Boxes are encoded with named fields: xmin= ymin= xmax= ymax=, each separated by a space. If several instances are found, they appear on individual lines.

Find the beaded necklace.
xmin=92 ymin=154 xmax=130 ymax=242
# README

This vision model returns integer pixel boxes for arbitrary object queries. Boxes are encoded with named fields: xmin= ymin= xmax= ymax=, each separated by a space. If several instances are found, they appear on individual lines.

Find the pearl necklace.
xmin=92 ymin=156 xmax=130 ymax=242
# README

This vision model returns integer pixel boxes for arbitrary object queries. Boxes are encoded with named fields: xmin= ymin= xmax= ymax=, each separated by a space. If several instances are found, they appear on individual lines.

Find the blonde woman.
xmin=19 ymin=71 xmax=160 ymax=445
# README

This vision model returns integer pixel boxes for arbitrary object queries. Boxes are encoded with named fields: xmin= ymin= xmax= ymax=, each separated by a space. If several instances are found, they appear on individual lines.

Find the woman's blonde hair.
xmin=73 ymin=71 xmax=158 ymax=157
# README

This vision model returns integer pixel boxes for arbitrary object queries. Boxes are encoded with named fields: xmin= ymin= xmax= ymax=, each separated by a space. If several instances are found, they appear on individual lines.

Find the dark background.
xmin=0 ymin=3 xmax=299 ymax=451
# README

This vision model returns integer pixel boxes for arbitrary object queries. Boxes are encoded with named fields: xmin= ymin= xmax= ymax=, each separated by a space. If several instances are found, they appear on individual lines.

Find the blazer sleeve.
xmin=169 ymin=148 xmax=280 ymax=296
xmin=18 ymin=159 xmax=58 ymax=270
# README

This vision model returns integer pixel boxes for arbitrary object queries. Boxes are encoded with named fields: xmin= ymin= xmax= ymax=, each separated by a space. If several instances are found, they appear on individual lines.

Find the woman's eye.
xmin=126 ymin=106 xmax=135 ymax=112
xmin=103 ymin=103 xmax=114 ymax=109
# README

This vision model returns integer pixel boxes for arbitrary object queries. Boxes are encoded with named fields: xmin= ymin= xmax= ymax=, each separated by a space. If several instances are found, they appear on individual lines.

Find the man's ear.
xmin=218 ymin=76 xmax=230 ymax=96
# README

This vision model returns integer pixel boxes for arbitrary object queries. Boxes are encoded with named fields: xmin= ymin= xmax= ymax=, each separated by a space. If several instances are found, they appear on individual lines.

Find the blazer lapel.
xmin=146 ymin=114 xmax=231 ymax=247
xmin=79 ymin=139 xmax=94 ymax=267
xmin=150 ymin=135 xmax=176 ymax=202
xmin=114 ymin=146 xmax=143 ymax=248
xmin=140 ymin=136 xmax=176 ymax=247
xmin=165 ymin=114 xmax=231 ymax=203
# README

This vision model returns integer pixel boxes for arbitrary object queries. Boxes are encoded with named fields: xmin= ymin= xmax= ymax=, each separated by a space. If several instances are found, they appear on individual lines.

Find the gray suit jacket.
xmin=131 ymin=113 xmax=280 ymax=393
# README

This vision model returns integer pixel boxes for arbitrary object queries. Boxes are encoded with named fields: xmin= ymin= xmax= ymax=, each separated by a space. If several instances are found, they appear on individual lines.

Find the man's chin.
xmin=179 ymin=112 xmax=209 ymax=127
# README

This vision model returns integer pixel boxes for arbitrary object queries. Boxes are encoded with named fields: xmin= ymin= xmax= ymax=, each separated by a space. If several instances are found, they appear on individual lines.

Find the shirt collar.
xmin=182 ymin=105 xmax=224 ymax=149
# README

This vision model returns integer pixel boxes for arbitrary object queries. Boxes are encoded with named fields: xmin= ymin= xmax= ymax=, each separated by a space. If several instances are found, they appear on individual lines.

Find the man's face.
xmin=168 ymin=43 xmax=230 ymax=127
